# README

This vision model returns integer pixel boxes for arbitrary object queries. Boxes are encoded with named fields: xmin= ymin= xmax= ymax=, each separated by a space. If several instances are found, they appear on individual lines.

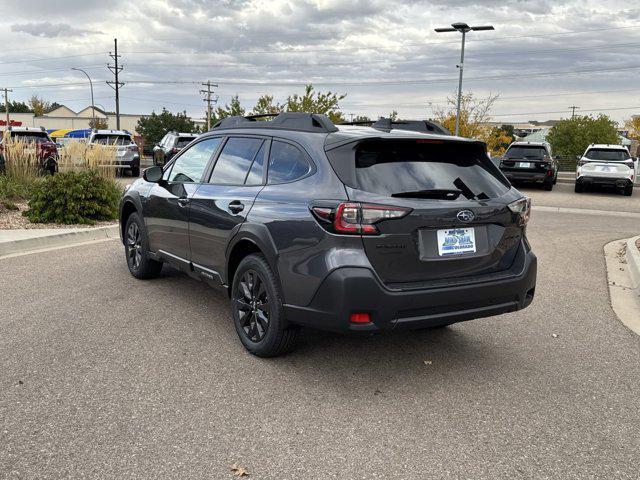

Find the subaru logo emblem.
xmin=457 ymin=210 xmax=475 ymax=223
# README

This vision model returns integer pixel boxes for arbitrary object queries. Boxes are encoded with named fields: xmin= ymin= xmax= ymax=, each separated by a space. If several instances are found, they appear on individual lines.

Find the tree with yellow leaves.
xmin=430 ymin=92 xmax=513 ymax=156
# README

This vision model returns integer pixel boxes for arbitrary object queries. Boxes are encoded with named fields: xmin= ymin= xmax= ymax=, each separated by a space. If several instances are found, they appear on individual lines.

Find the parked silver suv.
xmin=87 ymin=129 xmax=140 ymax=176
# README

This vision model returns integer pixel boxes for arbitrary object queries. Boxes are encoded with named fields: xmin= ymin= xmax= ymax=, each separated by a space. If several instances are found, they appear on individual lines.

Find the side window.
xmin=210 ymin=137 xmax=264 ymax=185
xmin=267 ymin=140 xmax=312 ymax=184
xmin=244 ymin=141 xmax=267 ymax=186
xmin=165 ymin=137 xmax=221 ymax=183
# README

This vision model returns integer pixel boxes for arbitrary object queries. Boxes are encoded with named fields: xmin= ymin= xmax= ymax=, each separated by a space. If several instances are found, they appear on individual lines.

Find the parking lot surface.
xmin=2 ymin=193 xmax=640 ymax=479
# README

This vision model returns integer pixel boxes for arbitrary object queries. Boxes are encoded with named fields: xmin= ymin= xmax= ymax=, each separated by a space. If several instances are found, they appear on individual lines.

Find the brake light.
xmin=508 ymin=197 xmax=531 ymax=226
xmin=311 ymin=202 xmax=411 ymax=235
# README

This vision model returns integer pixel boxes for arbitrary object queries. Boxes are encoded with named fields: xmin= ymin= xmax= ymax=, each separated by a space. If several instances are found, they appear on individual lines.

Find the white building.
xmin=0 ymin=105 xmax=205 ymax=136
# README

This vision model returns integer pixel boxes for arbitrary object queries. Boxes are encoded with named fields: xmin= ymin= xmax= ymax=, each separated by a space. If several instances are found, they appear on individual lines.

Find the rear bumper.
xmin=116 ymin=155 xmax=140 ymax=168
xmin=576 ymin=176 xmax=632 ymax=188
xmin=284 ymin=245 xmax=537 ymax=333
xmin=503 ymin=170 xmax=552 ymax=183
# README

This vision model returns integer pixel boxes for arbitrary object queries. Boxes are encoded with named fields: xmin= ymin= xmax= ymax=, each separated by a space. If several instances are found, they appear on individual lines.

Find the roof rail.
xmin=338 ymin=120 xmax=376 ymax=126
xmin=372 ymin=118 xmax=451 ymax=135
xmin=212 ymin=112 xmax=339 ymax=133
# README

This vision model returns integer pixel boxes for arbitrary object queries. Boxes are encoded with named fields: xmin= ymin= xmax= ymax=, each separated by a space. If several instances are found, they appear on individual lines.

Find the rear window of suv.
xmin=504 ymin=146 xmax=547 ymax=159
xmin=176 ymin=137 xmax=196 ymax=148
xmin=9 ymin=132 xmax=50 ymax=143
xmin=585 ymin=148 xmax=630 ymax=161
xmin=92 ymin=134 xmax=132 ymax=145
xmin=327 ymin=139 xmax=509 ymax=199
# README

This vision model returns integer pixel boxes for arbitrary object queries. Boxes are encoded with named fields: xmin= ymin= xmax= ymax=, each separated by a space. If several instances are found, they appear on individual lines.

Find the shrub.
xmin=0 ymin=173 xmax=39 ymax=201
xmin=24 ymin=170 xmax=122 ymax=225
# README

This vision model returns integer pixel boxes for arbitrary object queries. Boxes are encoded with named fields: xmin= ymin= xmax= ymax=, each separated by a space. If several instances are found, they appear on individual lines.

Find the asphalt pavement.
xmin=1 ymin=189 xmax=640 ymax=479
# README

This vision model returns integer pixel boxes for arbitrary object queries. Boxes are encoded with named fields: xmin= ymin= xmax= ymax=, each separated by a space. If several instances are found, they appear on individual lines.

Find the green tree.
xmin=547 ymin=115 xmax=619 ymax=157
xmin=250 ymin=95 xmax=281 ymax=116
xmin=388 ymin=110 xmax=399 ymax=121
xmin=352 ymin=115 xmax=372 ymax=123
xmin=284 ymin=84 xmax=346 ymax=123
xmin=0 ymin=101 xmax=31 ymax=113
xmin=136 ymin=108 xmax=196 ymax=146
xmin=208 ymin=95 xmax=246 ymax=125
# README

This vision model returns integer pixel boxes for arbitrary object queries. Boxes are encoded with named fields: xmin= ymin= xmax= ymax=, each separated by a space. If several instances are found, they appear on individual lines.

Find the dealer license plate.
xmin=437 ymin=228 xmax=476 ymax=256
xmin=518 ymin=162 xmax=532 ymax=168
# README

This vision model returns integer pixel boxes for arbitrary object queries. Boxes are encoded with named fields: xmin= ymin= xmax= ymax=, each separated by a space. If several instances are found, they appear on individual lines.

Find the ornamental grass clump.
xmin=24 ymin=170 xmax=122 ymax=225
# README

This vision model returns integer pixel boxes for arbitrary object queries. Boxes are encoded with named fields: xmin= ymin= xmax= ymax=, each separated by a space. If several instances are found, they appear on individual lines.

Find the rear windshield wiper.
xmin=452 ymin=177 xmax=490 ymax=201
xmin=391 ymin=189 xmax=462 ymax=200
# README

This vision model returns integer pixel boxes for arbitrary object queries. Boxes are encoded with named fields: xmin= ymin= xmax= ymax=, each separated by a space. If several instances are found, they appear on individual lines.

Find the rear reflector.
xmin=349 ymin=313 xmax=371 ymax=324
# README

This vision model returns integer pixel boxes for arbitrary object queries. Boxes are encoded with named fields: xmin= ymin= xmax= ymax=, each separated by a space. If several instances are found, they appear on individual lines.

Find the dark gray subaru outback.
xmin=119 ymin=113 xmax=536 ymax=357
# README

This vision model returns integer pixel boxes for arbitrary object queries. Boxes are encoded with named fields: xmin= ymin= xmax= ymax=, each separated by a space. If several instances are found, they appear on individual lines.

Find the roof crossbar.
xmin=212 ymin=112 xmax=339 ymax=133
xmin=372 ymin=118 xmax=451 ymax=136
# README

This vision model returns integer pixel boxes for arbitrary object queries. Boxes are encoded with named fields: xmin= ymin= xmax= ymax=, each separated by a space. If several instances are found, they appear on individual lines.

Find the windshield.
xmin=505 ymin=146 xmax=547 ymax=159
xmin=9 ymin=132 xmax=50 ymax=143
xmin=176 ymin=137 xmax=196 ymax=148
xmin=585 ymin=148 xmax=630 ymax=161
xmin=92 ymin=134 xmax=132 ymax=146
xmin=331 ymin=139 xmax=509 ymax=199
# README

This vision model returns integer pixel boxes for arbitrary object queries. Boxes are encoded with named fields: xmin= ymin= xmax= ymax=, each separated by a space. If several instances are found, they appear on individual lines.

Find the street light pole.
xmin=72 ymin=67 xmax=95 ymax=126
xmin=435 ymin=22 xmax=494 ymax=136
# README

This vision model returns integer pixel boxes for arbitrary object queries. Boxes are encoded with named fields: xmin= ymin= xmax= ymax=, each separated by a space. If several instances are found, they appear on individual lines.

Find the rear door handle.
xmin=177 ymin=197 xmax=190 ymax=207
xmin=228 ymin=201 xmax=244 ymax=213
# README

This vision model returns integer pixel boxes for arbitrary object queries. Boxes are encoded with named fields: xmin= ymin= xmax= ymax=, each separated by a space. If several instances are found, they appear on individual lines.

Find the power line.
xmin=0 ymin=52 xmax=108 ymax=66
xmin=120 ymin=25 xmax=640 ymax=56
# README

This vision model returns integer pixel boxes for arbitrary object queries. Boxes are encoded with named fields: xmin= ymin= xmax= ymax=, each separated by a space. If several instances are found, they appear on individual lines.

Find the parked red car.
xmin=0 ymin=126 xmax=59 ymax=174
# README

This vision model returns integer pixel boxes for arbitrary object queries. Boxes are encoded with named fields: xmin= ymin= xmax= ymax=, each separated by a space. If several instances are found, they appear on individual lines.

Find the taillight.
xmin=171 ymin=147 xmax=179 ymax=154
xmin=311 ymin=202 xmax=411 ymax=235
xmin=508 ymin=197 xmax=531 ymax=226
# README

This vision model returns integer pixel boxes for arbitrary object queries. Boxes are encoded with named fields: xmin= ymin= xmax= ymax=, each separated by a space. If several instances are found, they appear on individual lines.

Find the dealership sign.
xmin=0 ymin=120 xmax=23 ymax=126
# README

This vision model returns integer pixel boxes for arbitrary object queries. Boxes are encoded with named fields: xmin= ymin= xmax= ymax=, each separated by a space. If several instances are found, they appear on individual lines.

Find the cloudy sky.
xmin=1 ymin=0 xmax=639 ymax=124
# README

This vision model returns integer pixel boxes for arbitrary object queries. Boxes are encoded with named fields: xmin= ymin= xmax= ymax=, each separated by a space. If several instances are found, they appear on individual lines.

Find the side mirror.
xmin=143 ymin=165 xmax=163 ymax=183
xmin=575 ymin=155 xmax=581 ymax=161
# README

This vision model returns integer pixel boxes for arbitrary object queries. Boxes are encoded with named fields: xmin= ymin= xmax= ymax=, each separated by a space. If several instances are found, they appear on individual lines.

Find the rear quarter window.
xmin=267 ymin=140 xmax=313 ymax=184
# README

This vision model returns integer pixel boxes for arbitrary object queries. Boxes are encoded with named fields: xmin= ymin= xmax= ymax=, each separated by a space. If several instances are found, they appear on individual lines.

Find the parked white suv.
xmin=87 ymin=129 xmax=140 ymax=176
xmin=575 ymin=144 xmax=635 ymax=196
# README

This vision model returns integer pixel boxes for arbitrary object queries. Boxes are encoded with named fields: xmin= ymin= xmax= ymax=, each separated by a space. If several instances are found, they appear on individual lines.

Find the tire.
xmin=231 ymin=254 xmax=299 ymax=357
xmin=543 ymin=181 xmax=553 ymax=191
xmin=574 ymin=183 xmax=584 ymax=193
xmin=131 ymin=166 xmax=140 ymax=177
xmin=623 ymin=185 xmax=633 ymax=196
xmin=124 ymin=212 xmax=163 ymax=279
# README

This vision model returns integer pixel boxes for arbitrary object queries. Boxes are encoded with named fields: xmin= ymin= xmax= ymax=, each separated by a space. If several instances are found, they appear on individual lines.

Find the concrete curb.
xmin=626 ymin=236 xmax=640 ymax=292
xmin=604 ymin=238 xmax=640 ymax=336
xmin=0 ymin=225 xmax=119 ymax=258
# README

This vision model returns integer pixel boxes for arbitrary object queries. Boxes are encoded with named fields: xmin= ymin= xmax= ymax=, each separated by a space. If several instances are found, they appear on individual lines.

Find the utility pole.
xmin=200 ymin=81 xmax=218 ymax=131
xmin=2 ymin=87 xmax=12 ymax=129
xmin=568 ymin=106 xmax=580 ymax=119
xmin=107 ymin=38 xmax=124 ymax=130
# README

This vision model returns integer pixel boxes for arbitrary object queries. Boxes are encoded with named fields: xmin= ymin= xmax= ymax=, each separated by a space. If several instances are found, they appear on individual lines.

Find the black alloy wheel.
xmin=124 ymin=213 xmax=163 ymax=279
xmin=231 ymin=254 xmax=298 ymax=357
xmin=126 ymin=221 xmax=143 ymax=272
xmin=234 ymin=269 xmax=271 ymax=342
